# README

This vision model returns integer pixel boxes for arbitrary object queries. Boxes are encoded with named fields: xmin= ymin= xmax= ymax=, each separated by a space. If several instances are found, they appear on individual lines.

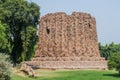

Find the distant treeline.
xmin=99 ymin=42 xmax=120 ymax=60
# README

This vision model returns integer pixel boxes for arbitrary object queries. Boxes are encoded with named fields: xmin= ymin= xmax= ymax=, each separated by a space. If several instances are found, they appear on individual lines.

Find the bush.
xmin=0 ymin=53 xmax=12 ymax=80
xmin=108 ymin=51 xmax=120 ymax=76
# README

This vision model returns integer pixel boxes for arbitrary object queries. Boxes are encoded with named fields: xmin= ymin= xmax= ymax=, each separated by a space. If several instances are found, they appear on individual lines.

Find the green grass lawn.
xmin=12 ymin=69 xmax=120 ymax=80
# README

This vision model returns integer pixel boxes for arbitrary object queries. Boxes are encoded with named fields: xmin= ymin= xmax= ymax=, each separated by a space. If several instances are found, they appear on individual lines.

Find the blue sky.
xmin=29 ymin=0 xmax=120 ymax=44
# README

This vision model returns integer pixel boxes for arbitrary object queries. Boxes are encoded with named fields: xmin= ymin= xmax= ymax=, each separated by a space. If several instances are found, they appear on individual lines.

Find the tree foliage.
xmin=99 ymin=42 xmax=120 ymax=60
xmin=108 ymin=51 xmax=120 ymax=76
xmin=0 ymin=21 xmax=7 ymax=49
xmin=0 ymin=21 xmax=10 ymax=53
xmin=21 ymin=26 xmax=38 ymax=61
xmin=99 ymin=42 xmax=120 ymax=75
xmin=0 ymin=0 xmax=40 ymax=63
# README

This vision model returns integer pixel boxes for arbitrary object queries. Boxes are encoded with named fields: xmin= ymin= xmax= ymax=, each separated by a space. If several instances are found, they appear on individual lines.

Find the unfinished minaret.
xmin=26 ymin=12 xmax=107 ymax=69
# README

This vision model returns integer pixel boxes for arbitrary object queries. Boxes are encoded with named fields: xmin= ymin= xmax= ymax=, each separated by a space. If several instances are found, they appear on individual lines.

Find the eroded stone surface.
xmin=20 ymin=63 xmax=35 ymax=77
xmin=27 ymin=12 xmax=107 ymax=69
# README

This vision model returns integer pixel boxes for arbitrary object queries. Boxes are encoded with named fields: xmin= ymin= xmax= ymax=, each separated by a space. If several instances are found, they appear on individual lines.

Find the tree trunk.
xmin=11 ymin=30 xmax=23 ymax=64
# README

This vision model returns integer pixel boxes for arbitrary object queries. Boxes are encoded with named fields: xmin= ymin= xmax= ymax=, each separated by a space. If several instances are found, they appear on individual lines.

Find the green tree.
xmin=0 ymin=21 xmax=7 ymax=49
xmin=99 ymin=42 xmax=120 ymax=60
xmin=0 ymin=0 xmax=40 ymax=64
xmin=0 ymin=21 xmax=10 ymax=53
xmin=21 ymin=26 xmax=38 ymax=61
xmin=99 ymin=43 xmax=110 ymax=60
xmin=108 ymin=51 xmax=120 ymax=76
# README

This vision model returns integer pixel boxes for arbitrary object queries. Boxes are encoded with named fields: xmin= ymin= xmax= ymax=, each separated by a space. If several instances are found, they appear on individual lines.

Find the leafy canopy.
xmin=0 ymin=0 xmax=40 ymax=63
xmin=0 ymin=21 xmax=7 ymax=50
xmin=108 ymin=51 xmax=120 ymax=75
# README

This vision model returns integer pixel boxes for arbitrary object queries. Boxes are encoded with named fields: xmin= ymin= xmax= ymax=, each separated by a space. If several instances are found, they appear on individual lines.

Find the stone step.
xmin=25 ymin=61 xmax=107 ymax=69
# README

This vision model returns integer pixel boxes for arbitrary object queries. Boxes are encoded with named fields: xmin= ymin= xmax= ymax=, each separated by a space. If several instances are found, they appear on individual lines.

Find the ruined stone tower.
xmin=26 ymin=12 xmax=107 ymax=69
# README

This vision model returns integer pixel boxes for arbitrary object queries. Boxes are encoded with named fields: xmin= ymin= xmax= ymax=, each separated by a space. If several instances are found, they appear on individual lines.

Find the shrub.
xmin=0 ymin=53 xmax=12 ymax=80
xmin=108 ymin=51 xmax=120 ymax=76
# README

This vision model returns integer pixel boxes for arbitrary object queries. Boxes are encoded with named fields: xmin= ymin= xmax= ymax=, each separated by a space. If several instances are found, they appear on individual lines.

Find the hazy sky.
xmin=29 ymin=0 xmax=120 ymax=44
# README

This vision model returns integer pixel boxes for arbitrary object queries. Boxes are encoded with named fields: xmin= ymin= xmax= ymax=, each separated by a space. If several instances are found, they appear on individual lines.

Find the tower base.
xmin=25 ymin=57 xmax=107 ymax=69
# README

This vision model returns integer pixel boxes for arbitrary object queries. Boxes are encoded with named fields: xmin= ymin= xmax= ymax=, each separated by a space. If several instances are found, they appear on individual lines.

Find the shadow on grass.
xmin=103 ymin=73 xmax=120 ymax=78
